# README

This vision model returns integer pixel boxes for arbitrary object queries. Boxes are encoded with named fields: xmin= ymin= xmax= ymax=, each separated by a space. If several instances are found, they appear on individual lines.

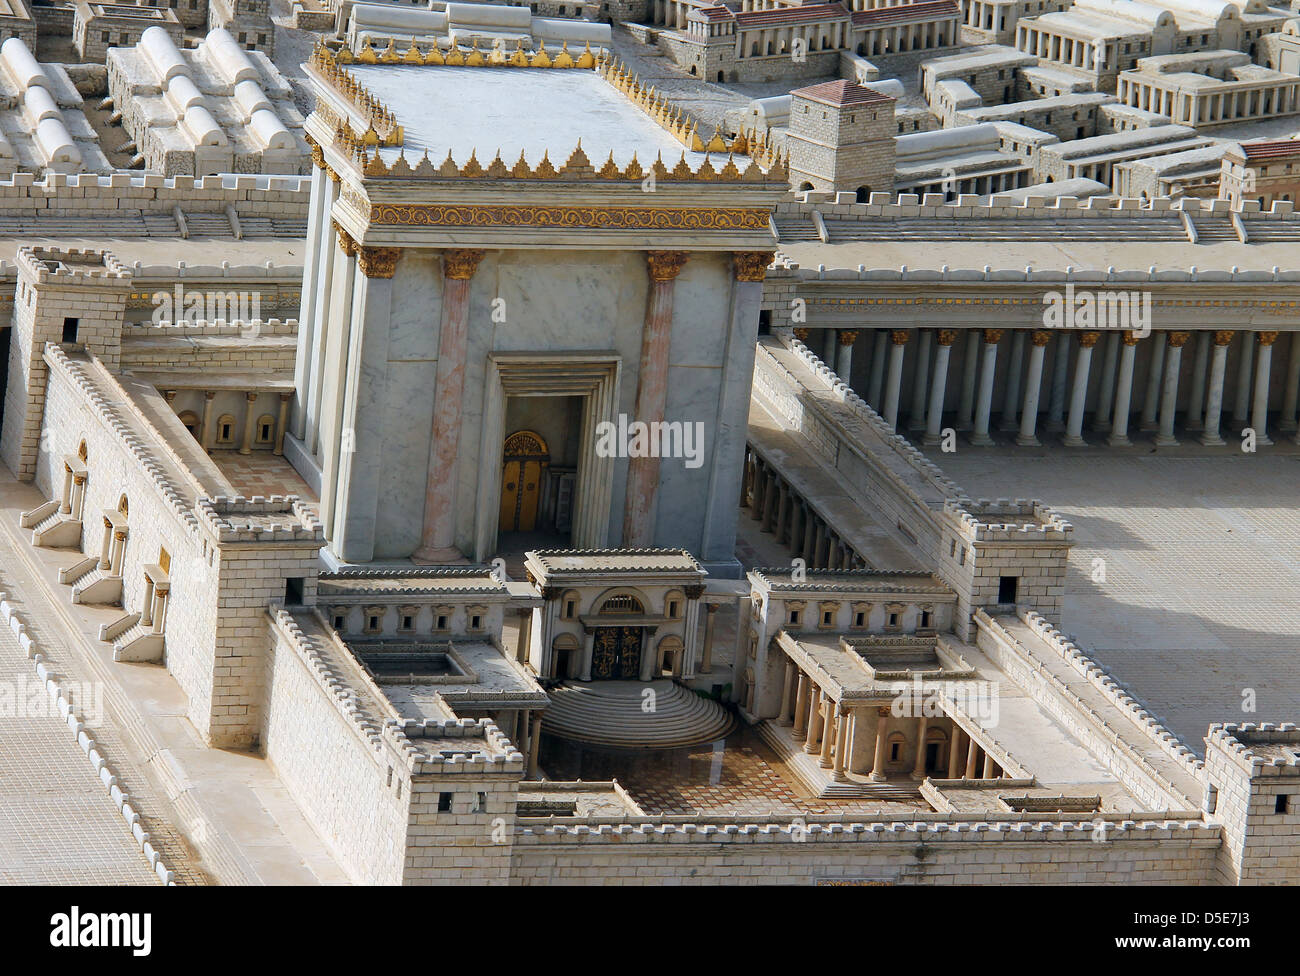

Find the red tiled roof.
xmin=734 ymin=2 xmax=850 ymax=29
xmin=851 ymin=0 xmax=960 ymax=27
xmin=692 ymin=5 xmax=735 ymax=20
xmin=792 ymin=78 xmax=896 ymax=106
xmin=1239 ymin=139 xmax=1300 ymax=162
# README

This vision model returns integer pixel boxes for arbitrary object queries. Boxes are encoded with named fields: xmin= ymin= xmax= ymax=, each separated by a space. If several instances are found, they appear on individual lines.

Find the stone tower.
xmin=1 ymin=247 xmax=131 ymax=480
xmin=1204 ymin=722 xmax=1300 ymax=885
xmin=787 ymin=79 xmax=897 ymax=198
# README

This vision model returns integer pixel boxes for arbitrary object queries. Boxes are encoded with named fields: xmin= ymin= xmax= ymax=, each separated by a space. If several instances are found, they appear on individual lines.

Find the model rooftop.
xmin=345 ymin=62 xmax=739 ymax=169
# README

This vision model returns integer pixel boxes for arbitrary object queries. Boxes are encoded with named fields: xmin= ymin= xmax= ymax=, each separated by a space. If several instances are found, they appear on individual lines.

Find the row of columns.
xmin=743 ymin=447 xmax=866 ymax=570
xmin=777 ymin=660 xmax=1009 ymax=782
xmin=167 ymin=388 xmax=291 ymax=456
xmin=820 ymin=326 xmax=1299 ymax=447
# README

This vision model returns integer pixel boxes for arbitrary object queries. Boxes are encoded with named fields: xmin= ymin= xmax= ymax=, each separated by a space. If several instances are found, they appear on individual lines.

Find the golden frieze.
xmin=369 ymin=203 xmax=770 ymax=231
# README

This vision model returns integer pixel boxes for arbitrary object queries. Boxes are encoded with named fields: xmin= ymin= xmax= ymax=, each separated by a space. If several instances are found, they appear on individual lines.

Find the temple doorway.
xmin=591 ymin=626 xmax=643 ymax=680
xmin=496 ymin=395 xmax=584 ymax=551
xmin=590 ymin=593 xmax=646 ymax=680
xmin=499 ymin=429 xmax=548 ymax=533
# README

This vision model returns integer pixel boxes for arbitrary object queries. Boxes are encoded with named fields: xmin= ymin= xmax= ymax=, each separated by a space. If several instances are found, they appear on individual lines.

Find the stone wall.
xmin=263 ymin=610 xmax=409 ymax=883
xmin=509 ymin=818 xmax=1221 ymax=883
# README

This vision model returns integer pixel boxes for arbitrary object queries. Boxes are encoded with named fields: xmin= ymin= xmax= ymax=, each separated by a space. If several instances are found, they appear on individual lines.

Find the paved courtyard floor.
xmin=540 ymin=728 xmax=925 ymax=818
xmin=923 ymin=441 xmax=1300 ymax=754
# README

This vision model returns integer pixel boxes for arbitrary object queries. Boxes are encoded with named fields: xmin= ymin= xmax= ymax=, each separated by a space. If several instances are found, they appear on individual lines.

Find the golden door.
xmin=499 ymin=430 xmax=549 ymax=533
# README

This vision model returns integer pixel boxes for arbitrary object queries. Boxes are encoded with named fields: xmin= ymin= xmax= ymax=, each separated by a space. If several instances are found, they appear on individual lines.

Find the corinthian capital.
xmin=442 ymin=249 xmax=486 ymax=281
xmin=647 ymin=250 xmax=689 ymax=282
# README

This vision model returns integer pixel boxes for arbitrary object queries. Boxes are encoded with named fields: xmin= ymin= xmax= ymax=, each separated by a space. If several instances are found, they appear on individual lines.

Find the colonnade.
xmin=742 ymin=446 xmax=867 ymax=569
xmin=774 ymin=657 xmax=1008 ymax=782
xmin=803 ymin=326 xmax=1300 ymax=447
xmin=167 ymin=388 xmax=291 ymax=456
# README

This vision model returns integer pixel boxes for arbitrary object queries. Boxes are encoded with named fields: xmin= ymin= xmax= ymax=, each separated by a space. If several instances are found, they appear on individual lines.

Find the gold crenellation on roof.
xmin=308 ymin=40 xmax=790 ymax=183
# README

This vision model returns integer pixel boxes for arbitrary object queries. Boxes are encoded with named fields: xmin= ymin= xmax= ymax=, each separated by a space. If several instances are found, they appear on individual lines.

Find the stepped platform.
xmin=544 ymin=680 xmax=736 ymax=750
xmin=757 ymin=720 xmax=923 ymax=801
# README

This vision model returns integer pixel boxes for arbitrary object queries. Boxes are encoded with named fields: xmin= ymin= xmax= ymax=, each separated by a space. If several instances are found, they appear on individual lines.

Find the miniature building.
xmin=0 ymin=0 xmax=35 ymax=48
xmin=106 ymin=26 xmax=308 ymax=175
xmin=1221 ymin=138 xmax=1300 ymax=207
xmin=1118 ymin=49 xmax=1300 ymax=127
xmin=787 ymin=78 xmax=897 ymax=198
xmin=0 ymin=37 xmax=111 ymax=175
xmin=72 ymin=0 xmax=183 ymax=62
xmin=207 ymin=0 xmax=275 ymax=54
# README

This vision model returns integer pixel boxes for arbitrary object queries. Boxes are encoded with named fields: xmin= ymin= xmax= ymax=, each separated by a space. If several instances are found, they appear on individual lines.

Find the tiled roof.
xmin=792 ymin=78 xmax=896 ymax=107
xmin=692 ymin=4 xmax=735 ymax=21
xmin=1239 ymin=139 xmax=1300 ymax=162
xmin=733 ymin=2 xmax=850 ymax=29
xmin=851 ymin=0 xmax=960 ymax=27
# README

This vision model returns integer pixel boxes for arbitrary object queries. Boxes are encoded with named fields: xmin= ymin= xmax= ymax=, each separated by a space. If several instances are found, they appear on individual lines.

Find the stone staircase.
xmin=29 ymin=510 xmax=82 ymax=548
xmin=113 ymin=623 xmax=164 ymax=664
xmin=757 ymin=720 xmax=922 ymax=801
xmin=72 ymin=566 xmax=123 ymax=606
xmin=544 ymin=680 xmax=737 ymax=749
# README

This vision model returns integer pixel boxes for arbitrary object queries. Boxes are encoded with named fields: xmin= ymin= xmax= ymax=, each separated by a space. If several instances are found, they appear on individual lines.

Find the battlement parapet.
xmin=1206 ymin=723 xmax=1300 ymax=776
xmin=777 ymin=190 xmax=1297 ymax=222
xmin=15 ymin=246 xmax=132 ymax=285
xmin=781 ymin=336 xmax=968 ymax=504
xmin=1011 ymin=610 xmax=1205 ymax=778
xmin=942 ymin=497 xmax=1073 ymax=542
xmin=196 ymin=494 xmax=323 ymax=544
xmin=515 ymin=817 xmax=1220 ymax=843
xmin=379 ymin=716 xmax=524 ymax=775
xmin=43 ymin=344 xmax=197 ymax=530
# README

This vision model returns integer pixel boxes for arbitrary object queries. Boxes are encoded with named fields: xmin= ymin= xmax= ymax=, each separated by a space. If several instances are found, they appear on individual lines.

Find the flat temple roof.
xmin=347 ymin=64 xmax=732 ymax=168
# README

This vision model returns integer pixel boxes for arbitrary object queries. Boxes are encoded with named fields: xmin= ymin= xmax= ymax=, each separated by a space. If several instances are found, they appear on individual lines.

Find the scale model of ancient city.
xmin=0 ymin=0 xmax=1294 ymax=886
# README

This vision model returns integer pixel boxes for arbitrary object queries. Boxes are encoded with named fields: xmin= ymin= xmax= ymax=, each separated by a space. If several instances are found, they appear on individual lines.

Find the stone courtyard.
xmin=927 ymin=443 xmax=1300 ymax=753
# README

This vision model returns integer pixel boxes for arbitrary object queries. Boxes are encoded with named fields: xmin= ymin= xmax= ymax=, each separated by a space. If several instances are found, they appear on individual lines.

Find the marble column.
xmin=971 ymin=329 xmax=1003 ymax=446
xmin=948 ymin=727 xmax=964 ymax=779
xmin=1064 ymin=332 xmax=1099 ymax=446
xmin=291 ymin=145 xmax=328 ymax=441
xmin=239 ymin=391 xmax=258 ymax=455
xmin=1200 ymin=331 xmax=1233 ymax=446
xmin=1155 ymin=332 xmax=1190 ymax=447
xmin=792 ymin=672 xmax=809 ymax=738
xmin=333 ymin=244 xmax=401 ymax=563
xmin=869 ymin=708 xmax=890 ymax=782
xmin=274 ymin=392 xmax=291 ymax=456
xmin=923 ymin=330 xmax=957 ymax=446
xmin=623 ymin=251 xmax=690 ymax=547
xmin=701 ymin=603 xmax=717 ymax=673
xmin=805 ymin=688 xmax=824 ymax=755
xmin=1108 ymin=331 xmax=1140 ymax=447
xmin=836 ymin=329 xmax=858 ymax=381
xmin=527 ymin=713 xmax=542 ymax=779
xmin=411 ymin=249 xmax=485 ymax=562
xmin=199 ymin=390 xmax=216 ymax=450
xmin=1047 ymin=333 xmax=1070 ymax=430
xmin=832 ymin=706 xmax=850 ymax=781
xmin=958 ymin=330 xmax=980 ymax=429
xmin=867 ymin=329 xmax=888 ymax=406
xmin=1092 ymin=331 xmax=1120 ymax=431
xmin=1016 ymin=330 xmax=1050 ymax=447
xmin=1232 ymin=331 xmax=1254 ymax=431
xmin=1280 ymin=333 xmax=1300 ymax=434
xmin=1185 ymin=330 xmax=1211 ymax=432
xmin=1252 ymin=331 xmax=1279 ymax=446
xmin=1139 ymin=333 xmax=1165 ymax=431
xmin=998 ymin=329 xmax=1026 ymax=431
xmin=912 ymin=715 xmax=929 ymax=779
xmin=301 ymin=165 xmax=343 ymax=454
xmin=883 ymin=330 xmax=909 ymax=431
xmin=908 ymin=328 xmax=932 ymax=431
